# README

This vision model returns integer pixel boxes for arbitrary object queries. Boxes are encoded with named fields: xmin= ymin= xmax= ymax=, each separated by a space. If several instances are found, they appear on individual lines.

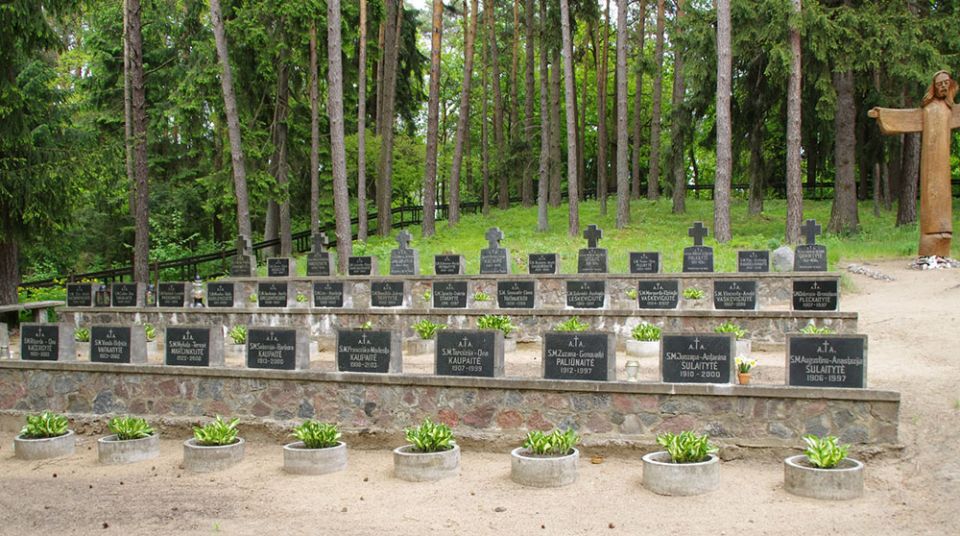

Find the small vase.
xmin=625 ymin=360 xmax=641 ymax=382
xmin=737 ymin=372 xmax=751 ymax=385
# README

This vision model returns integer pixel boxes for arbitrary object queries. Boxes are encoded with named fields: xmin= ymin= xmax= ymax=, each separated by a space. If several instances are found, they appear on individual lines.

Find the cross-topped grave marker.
xmin=683 ymin=222 xmax=714 ymax=272
xmin=313 ymin=232 xmax=329 ymax=253
xmin=396 ymin=230 xmax=412 ymax=250
xmin=390 ymin=229 xmax=419 ymax=275
xmin=802 ymin=219 xmax=821 ymax=245
xmin=480 ymin=227 xmax=510 ymax=274
xmin=688 ymin=221 xmax=708 ymax=246
xmin=795 ymin=218 xmax=827 ymax=271
xmin=584 ymin=225 xmax=602 ymax=248
xmin=230 ymin=234 xmax=256 ymax=277
xmin=307 ymin=232 xmax=334 ymax=276
xmin=578 ymin=224 xmax=608 ymax=273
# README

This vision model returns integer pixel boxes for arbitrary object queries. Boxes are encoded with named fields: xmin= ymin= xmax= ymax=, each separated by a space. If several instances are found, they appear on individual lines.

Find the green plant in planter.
xmin=228 ymin=325 xmax=247 ymax=345
xmin=295 ymin=292 xmax=308 ymax=303
xmin=74 ymin=327 xmax=90 ymax=342
xmin=404 ymin=418 xmax=454 ymax=453
xmin=143 ymin=323 xmax=156 ymax=342
xmin=291 ymin=421 xmax=341 ymax=449
xmin=473 ymin=291 xmax=490 ymax=302
xmin=625 ymin=288 xmax=639 ymax=300
xmin=714 ymin=321 xmax=747 ymax=340
xmin=193 ymin=416 xmax=240 ymax=446
xmin=656 ymin=431 xmax=717 ymax=464
xmin=735 ymin=356 xmax=757 ymax=373
xmin=248 ymin=292 xmax=258 ymax=303
xmin=631 ymin=322 xmax=661 ymax=342
xmin=800 ymin=323 xmax=835 ymax=335
xmin=20 ymin=412 xmax=69 ymax=439
xmin=108 ymin=416 xmax=155 ymax=440
xmin=802 ymin=435 xmax=849 ymax=468
xmin=554 ymin=317 xmax=589 ymax=332
xmin=359 ymin=320 xmax=373 ymax=330
xmin=412 ymin=319 xmax=446 ymax=339
xmin=422 ymin=290 xmax=432 ymax=302
xmin=476 ymin=314 xmax=515 ymax=337
xmin=522 ymin=428 xmax=580 ymax=456
xmin=682 ymin=287 xmax=705 ymax=300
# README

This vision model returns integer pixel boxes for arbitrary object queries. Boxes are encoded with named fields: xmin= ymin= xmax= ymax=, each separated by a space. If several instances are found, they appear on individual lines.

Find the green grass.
xmin=313 ymin=198 xmax=958 ymax=274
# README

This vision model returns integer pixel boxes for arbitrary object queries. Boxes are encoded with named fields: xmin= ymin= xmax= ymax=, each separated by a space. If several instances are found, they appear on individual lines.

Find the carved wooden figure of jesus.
xmin=869 ymin=70 xmax=960 ymax=258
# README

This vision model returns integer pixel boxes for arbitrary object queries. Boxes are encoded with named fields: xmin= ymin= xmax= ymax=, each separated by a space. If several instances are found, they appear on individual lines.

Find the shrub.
xmin=631 ymin=322 xmax=661 ymax=342
xmin=108 ymin=416 xmax=155 ymax=440
xmin=291 ymin=421 xmax=341 ymax=449
xmin=477 ymin=314 xmax=515 ymax=337
xmin=554 ymin=317 xmax=589 ymax=332
xmin=412 ymin=319 xmax=446 ymax=339
xmin=404 ymin=418 xmax=454 ymax=453
xmin=228 ymin=325 xmax=247 ymax=344
xmin=522 ymin=428 xmax=580 ymax=456
xmin=20 ymin=412 xmax=69 ymax=439
xmin=714 ymin=321 xmax=746 ymax=340
xmin=802 ymin=435 xmax=849 ymax=469
xmin=193 ymin=416 xmax=240 ymax=446
xmin=656 ymin=431 xmax=717 ymax=464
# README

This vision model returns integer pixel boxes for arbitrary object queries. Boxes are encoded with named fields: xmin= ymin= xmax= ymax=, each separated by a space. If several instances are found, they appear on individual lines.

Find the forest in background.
xmin=1 ymin=0 xmax=959 ymax=302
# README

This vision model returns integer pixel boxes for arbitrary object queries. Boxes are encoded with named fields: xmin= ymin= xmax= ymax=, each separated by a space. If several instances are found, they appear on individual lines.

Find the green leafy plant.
xmin=625 ymin=288 xmax=638 ymax=300
xmin=108 ymin=416 xmax=155 ymax=440
xmin=473 ymin=291 xmax=490 ymax=302
xmin=800 ymin=323 xmax=835 ymax=335
xmin=631 ymin=322 xmax=661 ymax=342
xmin=476 ymin=314 xmax=515 ymax=337
xmin=656 ymin=431 xmax=718 ymax=464
xmin=193 ymin=416 xmax=240 ymax=446
xmin=404 ymin=418 xmax=454 ymax=453
xmin=143 ymin=323 xmax=156 ymax=342
xmin=554 ymin=316 xmax=589 ymax=332
xmin=422 ymin=290 xmax=432 ymax=302
xmin=74 ymin=327 xmax=90 ymax=342
xmin=291 ymin=421 xmax=341 ymax=449
xmin=412 ymin=319 xmax=446 ymax=339
xmin=682 ymin=287 xmax=705 ymax=300
xmin=295 ymin=292 xmax=308 ymax=303
xmin=248 ymin=292 xmax=258 ymax=303
xmin=714 ymin=321 xmax=747 ymax=340
xmin=228 ymin=325 xmax=247 ymax=345
xmin=20 ymin=412 xmax=69 ymax=439
xmin=735 ymin=356 xmax=757 ymax=373
xmin=359 ymin=320 xmax=373 ymax=330
xmin=522 ymin=428 xmax=580 ymax=456
xmin=802 ymin=435 xmax=850 ymax=469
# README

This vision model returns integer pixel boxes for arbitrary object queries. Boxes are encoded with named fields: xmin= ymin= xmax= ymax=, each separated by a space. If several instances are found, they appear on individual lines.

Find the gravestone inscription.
xmin=348 ymin=256 xmax=377 ymax=276
xmin=306 ymin=233 xmax=333 ymax=276
xmin=247 ymin=328 xmax=308 ymax=370
xmin=257 ymin=282 xmax=289 ymax=308
xmin=792 ymin=280 xmax=839 ymax=311
xmin=661 ymin=334 xmax=734 ymax=383
xmin=90 ymin=326 xmax=146 ymax=364
xmin=336 ymin=330 xmax=401 ymax=373
xmin=683 ymin=222 xmax=715 ymax=272
xmin=435 ymin=330 xmax=505 ymax=377
xmin=713 ymin=280 xmax=758 ymax=310
xmin=206 ymin=282 xmax=236 ymax=308
xmin=66 ymin=283 xmax=93 ymax=307
xmin=577 ymin=225 xmax=608 ymax=273
xmin=542 ymin=332 xmax=615 ymax=381
xmin=230 ymin=235 xmax=255 ymax=277
xmin=165 ymin=326 xmax=224 ymax=367
xmin=497 ymin=281 xmax=535 ymax=309
xmin=371 ymin=281 xmax=405 ymax=307
xmin=629 ymin=252 xmax=661 ymax=274
xmin=737 ymin=251 xmax=770 ymax=273
xmin=794 ymin=219 xmax=828 ymax=271
xmin=111 ymin=282 xmax=141 ymax=307
xmin=787 ymin=335 xmax=866 ymax=388
xmin=434 ymin=255 xmax=466 ymax=275
xmin=479 ymin=227 xmax=510 ymax=274
xmin=390 ymin=230 xmax=419 ymax=275
xmin=566 ymin=281 xmax=606 ymax=308
xmin=636 ymin=280 xmax=680 ymax=309
xmin=158 ymin=282 xmax=186 ymax=307
xmin=313 ymin=281 xmax=345 ymax=307
xmin=433 ymin=281 xmax=468 ymax=308
xmin=267 ymin=257 xmax=294 ymax=277
xmin=20 ymin=324 xmax=74 ymax=361
xmin=528 ymin=253 xmax=558 ymax=274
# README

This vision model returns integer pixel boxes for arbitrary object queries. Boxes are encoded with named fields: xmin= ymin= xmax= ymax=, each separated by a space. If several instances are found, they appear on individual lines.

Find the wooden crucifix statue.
xmin=868 ymin=70 xmax=960 ymax=258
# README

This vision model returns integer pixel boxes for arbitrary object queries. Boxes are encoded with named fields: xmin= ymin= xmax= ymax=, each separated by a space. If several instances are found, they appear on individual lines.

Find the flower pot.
xmin=14 ymin=430 xmax=76 ymax=460
xmin=98 ymin=433 xmax=160 ymax=465
xmin=737 ymin=372 xmax=751 ymax=385
xmin=641 ymin=451 xmax=720 ymax=496
xmin=510 ymin=447 xmax=579 ymax=488
xmin=626 ymin=340 xmax=659 ymax=358
xmin=225 ymin=343 xmax=245 ymax=362
xmin=283 ymin=441 xmax=348 ymax=475
xmin=145 ymin=340 xmax=158 ymax=357
xmin=783 ymin=455 xmax=864 ymax=500
xmin=393 ymin=443 xmax=460 ymax=482
xmin=405 ymin=338 xmax=435 ymax=356
xmin=182 ymin=437 xmax=245 ymax=473
xmin=735 ymin=339 xmax=752 ymax=357
xmin=76 ymin=341 xmax=90 ymax=360
xmin=624 ymin=360 xmax=641 ymax=382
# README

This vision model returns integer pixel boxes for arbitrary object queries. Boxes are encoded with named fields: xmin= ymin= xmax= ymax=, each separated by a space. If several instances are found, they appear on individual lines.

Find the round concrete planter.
xmin=405 ymin=338 xmax=435 ymax=356
xmin=626 ymin=340 xmax=660 ymax=358
xmin=510 ymin=447 xmax=579 ymax=488
xmin=224 ymin=343 xmax=245 ymax=362
xmin=642 ymin=451 xmax=720 ymax=496
xmin=783 ymin=455 xmax=864 ymax=500
xmin=145 ymin=340 xmax=158 ymax=357
xmin=14 ymin=430 xmax=76 ymax=460
xmin=283 ymin=441 xmax=348 ymax=475
xmin=735 ymin=339 xmax=752 ymax=357
xmin=182 ymin=438 xmax=245 ymax=473
xmin=393 ymin=443 xmax=460 ymax=482
xmin=98 ymin=433 xmax=160 ymax=465
xmin=76 ymin=341 xmax=90 ymax=360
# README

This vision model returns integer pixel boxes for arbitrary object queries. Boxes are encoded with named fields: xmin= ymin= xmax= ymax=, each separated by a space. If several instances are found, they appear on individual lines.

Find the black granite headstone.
xmin=792 ymin=280 xmax=839 ymax=311
xmin=247 ymin=328 xmax=298 ymax=370
xmin=20 ymin=325 xmax=64 ymax=361
xmin=661 ymin=334 xmax=734 ymax=383
xmin=629 ymin=252 xmax=661 ymax=274
xmin=158 ymin=282 xmax=186 ymax=307
xmin=713 ymin=280 xmax=758 ymax=310
xmin=206 ymin=282 xmax=236 ymax=308
xmin=737 ymin=251 xmax=770 ymax=273
xmin=433 ymin=281 xmax=468 ymax=308
xmin=434 ymin=255 xmax=465 ymax=275
xmin=497 ymin=281 xmax=535 ymax=309
xmin=371 ymin=281 xmax=404 ymax=307
xmin=111 ymin=283 xmax=139 ymax=307
xmin=683 ymin=222 xmax=714 ymax=272
xmin=543 ymin=332 xmax=614 ymax=381
xmin=267 ymin=258 xmax=291 ymax=277
xmin=435 ymin=330 xmax=504 ymax=377
xmin=787 ymin=335 xmax=866 ymax=388
xmin=636 ymin=280 xmax=680 ymax=309
xmin=389 ymin=230 xmax=419 ymax=275
xmin=336 ymin=330 xmax=396 ymax=373
xmin=795 ymin=219 xmax=828 ymax=271
xmin=90 ymin=326 xmax=133 ymax=363
xmin=66 ymin=283 xmax=93 ymax=307
xmin=306 ymin=233 xmax=332 ymax=276
xmin=165 ymin=327 xmax=211 ymax=366
xmin=566 ymin=281 xmax=606 ymax=308
xmin=528 ymin=253 xmax=558 ymax=274
xmin=348 ymin=256 xmax=376 ymax=276
xmin=480 ymin=227 xmax=510 ymax=274
xmin=577 ymin=225 xmax=608 ymax=273
xmin=257 ymin=282 xmax=288 ymax=308
xmin=230 ymin=234 xmax=255 ymax=277
xmin=313 ymin=281 xmax=345 ymax=307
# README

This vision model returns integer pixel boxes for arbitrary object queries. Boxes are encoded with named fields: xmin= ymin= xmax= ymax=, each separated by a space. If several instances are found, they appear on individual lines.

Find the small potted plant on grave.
xmin=477 ymin=314 xmax=516 ymax=353
xmin=735 ymin=356 xmax=757 ymax=385
xmin=799 ymin=323 xmax=835 ymax=335
xmin=714 ymin=321 xmax=750 ymax=356
xmin=510 ymin=428 xmax=581 ymax=488
xmin=642 ymin=431 xmax=720 ymax=496
xmin=407 ymin=319 xmax=446 ymax=355
xmin=183 ymin=415 xmax=245 ymax=473
xmin=554 ymin=316 xmax=589 ymax=332
xmin=784 ymin=434 xmax=863 ymax=500
xmin=143 ymin=323 xmax=158 ymax=356
xmin=14 ymin=411 xmax=76 ymax=460
xmin=294 ymin=290 xmax=309 ymax=308
xmin=627 ymin=322 xmax=661 ymax=358
xmin=75 ymin=327 xmax=90 ymax=359
xmin=226 ymin=325 xmax=247 ymax=361
xmin=681 ymin=286 xmax=709 ymax=310
xmin=393 ymin=417 xmax=460 ymax=482
xmin=472 ymin=290 xmax=492 ymax=309
xmin=98 ymin=415 xmax=160 ymax=465
xmin=283 ymin=421 xmax=347 ymax=475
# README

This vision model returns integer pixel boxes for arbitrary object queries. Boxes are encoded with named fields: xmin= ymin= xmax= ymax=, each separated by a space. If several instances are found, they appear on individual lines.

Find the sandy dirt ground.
xmin=1 ymin=259 xmax=958 ymax=535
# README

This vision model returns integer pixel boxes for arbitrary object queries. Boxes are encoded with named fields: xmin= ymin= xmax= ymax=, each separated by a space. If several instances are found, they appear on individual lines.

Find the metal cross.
xmin=485 ymin=227 xmax=504 ymax=249
xmin=688 ymin=222 xmax=708 ymax=246
xmin=583 ymin=224 xmax=603 ymax=248
xmin=396 ymin=230 xmax=412 ymax=250
xmin=801 ymin=219 xmax=821 ymax=246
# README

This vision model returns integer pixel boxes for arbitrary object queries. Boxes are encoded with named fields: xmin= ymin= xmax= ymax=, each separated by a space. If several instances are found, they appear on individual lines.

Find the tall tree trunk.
xmin=449 ymin=0 xmax=479 ymax=227
xmin=487 ymin=0 xmax=507 ymax=210
xmin=828 ymin=69 xmax=859 ymax=234
xmin=537 ymin=0 xmax=550 ymax=232
xmin=872 ymin=162 xmax=881 ymax=217
xmin=510 ymin=0 xmax=520 ymax=149
xmin=122 ymin=0 xmax=135 ymax=254
xmin=881 ymin=149 xmax=891 ymax=210
xmin=377 ymin=0 xmax=402 ymax=236
xmin=748 ymin=119 xmax=765 ymax=215
xmin=482 ymin=30 xmax=490 ymax=215
xmin=310 ymin=24 xmax=320 ymax=237
xmin=631 ymin=0 xmax=647 ymax=200
xmin=713 ymin=0 xmax=731 ymax=241
xmin=897 ymin=132 xmax=919 ymax=226
xmin=375 ymin=24 xmax=385 ymax=135
xmin=596 ymin=0 xmax=610 ymax=214
xmin=559 ymin=0 xmax=579 ymax=236
xmin=647 ymin=0 xmax=665 ymax=200
xmin=422 ymin=0 xmax=443 ymax=237
xmin=357 ymin=0 xmax=369 ymax=241
xmin=271 ymin=58 xmax=292 ymax=256
xmin=522 ymin=0 xmax=536 ymax=207
xmin=576 ymin=47 xmax=585 ymax=202
xmin=209 ymin=0 xmax=252 ymax=241
xmin=0 ymin=238 xmax=18 ymax=306
xmin=328 ymin=0 xmax=352 ymax=272
xmin=785 ymin=0 xmax=803 ymax=243
xmin=264 ymin=202 xmax=278 ymax=255
xmin=669 ymin=0 xmax=686 ymax=214
xmin=614 ymin=0 xmax=630 ymax=227
xmin=549 ymin=47 xmax=562 ymax=207
xmin=127 ymin=0 xmax=149 ymax=285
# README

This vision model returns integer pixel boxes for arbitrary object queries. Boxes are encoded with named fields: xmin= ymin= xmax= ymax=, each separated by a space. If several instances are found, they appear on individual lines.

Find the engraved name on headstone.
xmin=66 ymin=283 xmax=93 ymax=307
xmin=629 ymin=252 xmax=661 ymax=274
xmin=434 ymin=255 xmax=466 ymax=275
xmin=683 ymin=222 xmax=715 ymax=273
xmin=566 ymin=281 xmax=606 ymax=309
xmin=206 ymin=282 xmax=236 ymax=308
xmin=389 ymin=230 xmax=419 ymax=275
xmin=267 ymin=257 xmax=293 ymax=277
xmin=91 ymin=325 xmax=146 ymax=364
xmin=111 ymin=282 xmax=141 ymax=307
xmin=661 ymin=334 xmax=734 ymax=383
xmin=794 ymin=219 xmax=828 ymax=271
xmin=792 ymin=280 xmax=839 ymax=311
xmin=713 ymin=280 xmax=758 ymax=310
xmin=20 ymin=324 xmax=75 ymax=361
xmin=636 ymin=280 xmax=680 ymax=309
xmin=247 ymin=328 xmax=308 ymax=370
xmin=433 ymin=281 xmax=468 ymax=308
xmin=158 ymin=282 xmax=186 ymax=307
xmin=165 ymin=326 xmax=224 ymax=367
xmin=737 ymin=250 xmax=770 ymax=273
xmin=306 ymin=232 xmax=333 ymax=276
xmin=577 ymin=224 xmax=608 ymax=273
xmin=435 ymin=330 xmax=505 ymax=377
xmin=542 ymin=332 xmax=615 ymax=381
xmin=370 ymin=281 xmax=405 ymax=307
xmin=230 ymin=235 xmax=255 ymax=277
xmin=257 ymin=282 xmax=289 ymax=308
xmin=497 ymin=281 xmax=535 ymax=309
xmin=787 ymin=335 xmax=866 ymax=388
xmin=336 ymin=330 xmax=401 ymax=373
xmin=528 ymin=253 xmax=558 ymax=274
xmin=348 ymin=256 xmax=377 ymax=276
xmin=479 ymin=227 xmax=510 ymax=274
xmin=313 ymin=281 xmax=345 ymax=307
